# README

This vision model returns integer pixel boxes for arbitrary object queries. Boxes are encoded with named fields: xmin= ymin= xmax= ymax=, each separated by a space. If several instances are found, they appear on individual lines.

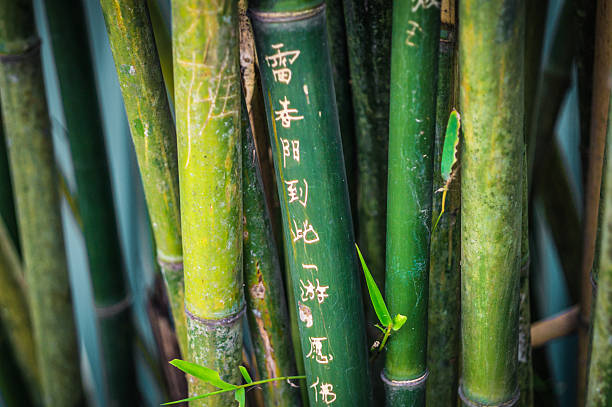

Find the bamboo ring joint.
xmin=458 ymin=381 xmax=520 ymax=407
xmin=380 ymin=369 xmax=429 ymax=389
xmin=248 ymin=2 xmax=325 ymax=23
xmin=157 ymin=256 xmax=184 ymax=272
xmin=185 ymin=303 xmax=246 ymax=328
xmin=95 ymin=295 xmax=133 ymax=319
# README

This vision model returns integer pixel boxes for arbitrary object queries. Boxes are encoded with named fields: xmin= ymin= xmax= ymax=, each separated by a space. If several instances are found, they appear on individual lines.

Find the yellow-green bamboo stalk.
xmin=172 ymin=0 xmax=244 ymax=404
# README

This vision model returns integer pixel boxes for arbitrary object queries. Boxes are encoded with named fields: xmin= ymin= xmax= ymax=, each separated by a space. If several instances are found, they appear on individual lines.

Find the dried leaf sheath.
xmin=172 ymin=0 xmax=244 ymax=404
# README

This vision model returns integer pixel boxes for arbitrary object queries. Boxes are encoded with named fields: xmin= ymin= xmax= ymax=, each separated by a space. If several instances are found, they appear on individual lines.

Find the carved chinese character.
xmin=306 ymin=337 xmax=334 ymax=365
xmin=291 ymin=219 xmax=319 ymax=244
xmin=405 ymin=21 xmax=423 ymax=47
xmin=280 ymin=138 xmax=300 ymax=167
xmin=275 ymin=97 xmax=304 ymax=128
xmin=285 ymin=179 xmax=308 ymax=207
xmin=310 ymin=377 xmax=337 ymax=405
xmin=300 ymin=279 xmax=329 ymax=304
xmin=411 ymin=0 xmax=440 ymax=12
xmin=265 ymin=43 xmax=300 ymax=85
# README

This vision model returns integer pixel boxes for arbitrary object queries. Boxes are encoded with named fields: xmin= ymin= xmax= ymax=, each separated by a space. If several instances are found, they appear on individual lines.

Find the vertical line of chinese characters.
xmin=250 ymin=1 xmax=372 ymax=405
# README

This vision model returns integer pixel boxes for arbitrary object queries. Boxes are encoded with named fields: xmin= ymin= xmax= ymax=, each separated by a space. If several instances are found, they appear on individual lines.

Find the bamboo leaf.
xmin=356 ymin=244 xmax=392 ymax=327
xmin=440 ymin=109 xmax=461 ymax=181
xmin=235 ymin=388 xmax=245 ymax=407
xmin=238 ymin=366 xmax=252 ymax=383
xmin=391 ymin=314 xmax=407 ymax=331
xmin=169 ymin=359 xmax=236 ymax=390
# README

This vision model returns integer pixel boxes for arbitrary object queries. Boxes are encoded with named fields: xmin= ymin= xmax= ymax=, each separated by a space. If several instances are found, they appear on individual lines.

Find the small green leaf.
xmin=356 ymin=244 xmax=392 ymax=327
xmin=239 ymin=366 xmax=253 ymax=383
xmin=440 ymin=109 xmax=461 ymax=181
xmin=235 ymin=388 xmax=245 ymax=407
xmin=391 ymin=314 xmax=407 ymax=331
xmin=169 ymin=359 xmax=236 ymax=390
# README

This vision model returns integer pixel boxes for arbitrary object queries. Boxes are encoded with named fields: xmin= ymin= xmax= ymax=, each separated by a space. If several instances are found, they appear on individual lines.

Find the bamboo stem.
xmin=0 ymin=1 xmax=84 ymax=404
xmin=242 ymin=100 xmax=301 ymax=406
xmin=0 ymin=322 xmax=34 ymax=406
xmin=459 ymin=1 xmax=524 ymax=405
xmin=384 ymin=0 xmax=440 ymax=404
xmin=45 ymin=1 xmax=137 ymax=402
xmin=530 ymin=305 xmax=579 ymax=348
xmin=98 ymin=0 xmax=187 ymax=355
xmin=172 ymin=0 xmax=244 ymax=403
xmin=250 ymin=0 xmax=372 ymax=404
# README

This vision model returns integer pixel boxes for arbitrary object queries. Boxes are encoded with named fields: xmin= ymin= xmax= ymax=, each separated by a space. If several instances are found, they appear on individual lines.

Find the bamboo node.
xmin=0 ymin=39 xmax=41 ymax=63
xmin=458 ymin=381 xmax=520 ymax=407
xmin=248 ymin=2 xmax=325 ymax=23
xmin=380 ymin=369 xmax=429 ymax=389
xmin=157 ymin=256 xmax=184 ymax=272
xmin=95 ymin=295 xmax=133 ymax=319
xmin=184 ymin=303 xmax=246 ymax=328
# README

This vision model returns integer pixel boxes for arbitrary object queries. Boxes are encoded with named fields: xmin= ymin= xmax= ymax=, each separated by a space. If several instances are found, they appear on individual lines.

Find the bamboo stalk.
xmin=0 ymin=1 xmax=84 ymax=404
xmin=146 ymin=0 xmax=174 ymax=104
xmin=250 ymin=0 xmax=372 ymax=404
xmin=585 ymin=78 xmax=612 ymax=407
xmin=530 ymin=305 xmax=579 ymax=348
xmin=0 ymin=322 xmax=33 ymax=407
xmin=44 ymin=1 xmax=137 ymax=403
xmin=384 ymin=0 xmax=440 ymax=404
xmin=98 ymin=0 xmax=187 ymax=354
xmin=242 ymin=100 xmax=301 ymax=406
xmin=426 ymin=21 xmax=460 ymax=407
xmin=459 ymin=1 xmax=524 ymax=405
xmin=341 ymin=0 xmax=391 ymax=298
xmin=579 ymin=2 xmax=612 ymax=402
xmin=172 ymin=0 xmax=244 ymax=403
xmin=0 ymin=119 xmax=19 ymax=253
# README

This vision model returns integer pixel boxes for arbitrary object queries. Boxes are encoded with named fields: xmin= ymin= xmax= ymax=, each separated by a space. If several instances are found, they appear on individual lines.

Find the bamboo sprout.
xmin=384 ymin=0 xmax=440 ymax=404
xmin=172 ymin=0 xmax=244 ymax=403
xmin=98 ymin=0 xmax=187 ymax=354
xmin=459 ymin=1 xmax=524 ymax=405
xmin=0 ymin=1 xmax=84 ymax=404
xmin=250 ymin=0 xmax=372 ymax=404
xmin=45 ymin=1 xmax=137 ymax=403
xmin=242 ymin=100 xmax=301 ymax=406
xmin=426 ymin=20 xmax=460 ymax=407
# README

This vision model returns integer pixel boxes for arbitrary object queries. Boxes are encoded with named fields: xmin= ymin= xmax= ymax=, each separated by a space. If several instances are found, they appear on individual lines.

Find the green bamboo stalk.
xmin=146 ymin=0 xmax=174 ymax=104
xmin=426 ymin=23 xmax=460 ymax=407
xmin=384 ymin=1 xmax=440 ymax=404
xmin=0 ymin=120 xmax=19 ymax=253
xmin=250 ymin=0 xmax=372 ymax=405
xmin=44 ymin=1 xmax=137 ymax=403
xmin=98 ymin=0 xmax=187 ymax=355
xmin=341 ymin=0 xmax=391 ymax=297
xmin=0 ymin=1 xmax=84 ymax=404
xmin=242 ymin=100 xmax=301 ymax=406
xmin=459 ymin=1 xmax=524 ymax=405
xmin=172 ymin=0 xmax=243 ymax=404
xmin=586 ymin=76 xmax=612 ymax=407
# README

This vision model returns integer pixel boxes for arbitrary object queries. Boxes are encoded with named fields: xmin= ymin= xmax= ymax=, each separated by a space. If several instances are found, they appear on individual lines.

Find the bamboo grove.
xmin=1 ymin=0 xmax=612 ymax=406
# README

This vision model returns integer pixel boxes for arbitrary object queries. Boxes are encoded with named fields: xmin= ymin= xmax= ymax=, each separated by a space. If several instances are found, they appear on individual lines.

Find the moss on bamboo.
xmin=459 ymin=0 xmax=524 ymax=405
xmin=98 ymin=0 xmax=187 ymax=354
xmin=426 ymin=24 xmax=460 ymax=407
xmin=242 ymin=102 xmax=300 ymax=406
xmin=0 ymin=1 xmax=84 ymax=404
xmin=172 ymin=0 xmax=244 ymax=403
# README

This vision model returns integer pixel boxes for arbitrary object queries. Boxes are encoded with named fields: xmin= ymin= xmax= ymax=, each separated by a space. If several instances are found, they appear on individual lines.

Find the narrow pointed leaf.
xmin=356 ymin=244 xmax=392 ymax=327
xmin=391 ymin=314 xmax=407 ymax=331
xmin=169 ymin=359 xmax=236 ymax=390
xmin=238 ymin=366 xmax=253 ymax=384
xmin=235 ymin=388 xmax=245 ymax=407
xmin=440 ymin=109 xmax=461 ymax=181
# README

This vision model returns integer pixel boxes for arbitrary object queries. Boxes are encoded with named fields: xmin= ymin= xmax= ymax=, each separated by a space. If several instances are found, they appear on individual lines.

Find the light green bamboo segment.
xmin=459 ymin=0 xmax=524 ymax=405
xmin=0 ymin=1 xmax=84 ymax=404
xmin=0 ymin=217 xmax=39 ymax=401
xmin=172 ymin=0 xmax=244 ymax=403
xmin=586 ymin=84 xmax=612 ymax=407
xmin=98 ymin=0 xmax=187 ymax=353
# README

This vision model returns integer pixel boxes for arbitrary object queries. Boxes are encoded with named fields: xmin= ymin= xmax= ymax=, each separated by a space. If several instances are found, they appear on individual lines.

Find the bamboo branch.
xmin=530 ymin=305 xmax=579 ymax=348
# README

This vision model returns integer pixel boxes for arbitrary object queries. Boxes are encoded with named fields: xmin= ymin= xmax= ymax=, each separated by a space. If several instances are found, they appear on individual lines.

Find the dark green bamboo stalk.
xmin=426 ymin=22 xmax=460 ymax=407
xmin=586 ymin=77 xmax=612 ymax=407
xmin=341 ymin=0 xmax=391 ymax=297
xmin=242 ymin=100 xmax=301 ymax=406
xmin=98 ymin=0 xmax=187 ymax=354
xmin=44 ymin=1 xmax=137 ymax=403
xmin=250 ymin=0 xmax=372 ymax=405
xmin=0 ymin=118 xmax=19 ymax=253
xmin=0 ymin=1 xmax=84 ymax=404
xmin=146 ymin=0 xmax=174 ymax=104
xmin=384 ymin=1 xmax=440 ymax=404
xmin=459 ymin=1 xmax=524 ymax=405
xmin=172 ymin=0 xmax=243 ymax=404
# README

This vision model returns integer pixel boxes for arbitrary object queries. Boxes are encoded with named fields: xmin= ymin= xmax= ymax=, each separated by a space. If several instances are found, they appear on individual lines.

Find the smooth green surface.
xmin=252 ymin=8 xmax=371 ymax=406
xmin=384 ymin=0 xmax=440 ymax=398
xmin=0 ymin=1 xmax=84 ymax=404
xmin=426 ymin=25 xmax=460 ymax=407
xmin=45 ymin=1 xmax=137 ymax=403
xmin=249 ymin=0 xmax=321 ymax=14
xmin=242 ymin=101 xmax=300 ymax=406
xmin=173 ymin=0 xmax=244 ymax=403
xmin=99 ymin=0 xmax=187 ymax=353
xmin=459 ymin=0 xmax=524 ymax=404
xmin=586 ymin=89 xmax=612 ymax=407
